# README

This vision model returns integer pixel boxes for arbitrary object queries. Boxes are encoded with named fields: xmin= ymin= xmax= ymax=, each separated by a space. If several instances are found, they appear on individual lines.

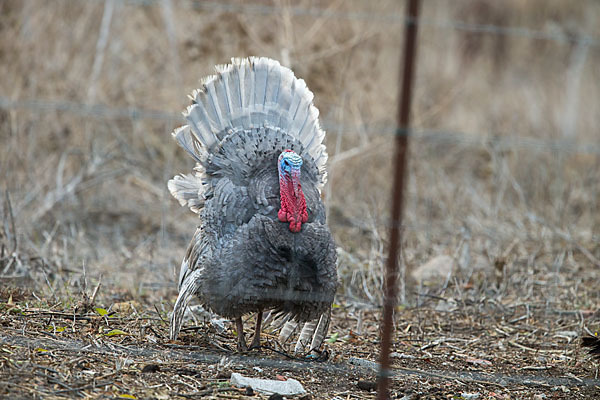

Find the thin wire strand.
xmin=107 ymin=0 xmax=600 ymax=46
xmin=2 ymin=96 xmax=599 ymax=155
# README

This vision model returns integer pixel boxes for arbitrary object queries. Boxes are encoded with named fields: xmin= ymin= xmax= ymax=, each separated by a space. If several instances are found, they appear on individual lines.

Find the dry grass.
xmin=1 ymin=0 xmax=600 ymax=398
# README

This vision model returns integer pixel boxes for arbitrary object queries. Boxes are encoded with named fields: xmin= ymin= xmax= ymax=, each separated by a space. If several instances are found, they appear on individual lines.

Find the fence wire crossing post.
xmin=377 ymin=0 xmax=420 ymax=398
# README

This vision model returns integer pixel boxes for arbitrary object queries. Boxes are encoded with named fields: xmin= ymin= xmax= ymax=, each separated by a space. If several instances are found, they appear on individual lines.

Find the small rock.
xmin=390 ymin=352 xmax=415 ymax=359
xmin=230 ymin=372 xmax=306 ymax=396
xmin=412 ymin=255 xmax=454 ymax=283
xmin=357 ymin=380 xmax=377 ymax=391
xmin=244 ymin=386 xmax=254 ymax=396
xmin=533 ymin=394 xmax=547 ymax=400
xmin=348 ymin=357 xmax=378 ymax=370
xmin=268 ymin=394 xmax=284 ymax=400
xmin=461 ymin=393 xmax=481 ymax=400
xmin=253 ymin=366 xmax=263 ymax=373
xmin=141 ymin=364 xmax=160 ymax=373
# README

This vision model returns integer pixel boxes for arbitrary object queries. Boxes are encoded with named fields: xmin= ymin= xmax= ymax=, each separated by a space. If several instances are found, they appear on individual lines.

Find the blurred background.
xmin=1 ymin=0 xmax=599 ymax=311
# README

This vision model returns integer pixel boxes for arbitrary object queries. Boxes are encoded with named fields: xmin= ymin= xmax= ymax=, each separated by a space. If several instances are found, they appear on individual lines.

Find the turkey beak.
xmin=291 ymin=167 xmax=301 ymax=197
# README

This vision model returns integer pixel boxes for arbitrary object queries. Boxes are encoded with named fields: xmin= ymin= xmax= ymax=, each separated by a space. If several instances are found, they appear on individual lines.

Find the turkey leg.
xmin=249 ymin=311 xmax=263 ymax=349
xmin=235 ymin=317 xmax=248 ymax=352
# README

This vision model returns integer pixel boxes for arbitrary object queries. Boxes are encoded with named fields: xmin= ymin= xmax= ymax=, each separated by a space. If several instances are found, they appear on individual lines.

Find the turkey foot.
xmin=235 ymin=317 xmax=248 ymax=352
xmin=249 ymin=311 xmax=263 ymax=349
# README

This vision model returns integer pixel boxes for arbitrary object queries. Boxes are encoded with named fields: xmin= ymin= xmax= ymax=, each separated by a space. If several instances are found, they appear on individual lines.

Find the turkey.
xmin=582 ymin=335 xmax=600 ymax=358
xmin=168 ymin=57 xmax=338 ymax=352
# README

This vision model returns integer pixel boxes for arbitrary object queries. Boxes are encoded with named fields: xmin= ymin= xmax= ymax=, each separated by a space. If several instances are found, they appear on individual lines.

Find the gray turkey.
xmin=168 ymin=57 xmax=338 ymax=352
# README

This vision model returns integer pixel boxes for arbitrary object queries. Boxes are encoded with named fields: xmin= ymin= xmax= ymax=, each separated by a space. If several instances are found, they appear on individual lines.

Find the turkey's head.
xmin=277 ymin=150 xmax=308 ymax=233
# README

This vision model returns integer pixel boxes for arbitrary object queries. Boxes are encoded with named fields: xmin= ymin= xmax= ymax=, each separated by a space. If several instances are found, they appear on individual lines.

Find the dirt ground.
xmin=1 ymin=285 xmax=600 ymax=399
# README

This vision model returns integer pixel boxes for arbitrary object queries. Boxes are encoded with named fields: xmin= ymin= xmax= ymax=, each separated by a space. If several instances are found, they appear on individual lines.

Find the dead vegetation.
xmin=1 ymin=0 xmax=600 ymax=398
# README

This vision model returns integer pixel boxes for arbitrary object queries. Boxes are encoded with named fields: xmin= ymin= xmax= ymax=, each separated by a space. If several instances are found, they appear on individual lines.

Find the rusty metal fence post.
xmin=377 ymin=0 xmax=421 ymax=398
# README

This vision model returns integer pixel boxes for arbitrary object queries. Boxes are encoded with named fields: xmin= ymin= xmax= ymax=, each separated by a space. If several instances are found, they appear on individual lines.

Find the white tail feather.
xmin=170 ymin=268 xmax=203 ymax=340
xmin=168 ymin=174 xmax=204 ymax=214
xmin=279 ymin=319 xmax=298 ymax=343
xmin=310 ymin=312 xmax=331 ymax=351
xmin=295 ymin=320 xmax=317 ymax=353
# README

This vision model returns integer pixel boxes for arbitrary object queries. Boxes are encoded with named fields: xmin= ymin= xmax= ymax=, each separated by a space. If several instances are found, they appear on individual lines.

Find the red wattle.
xmin=278 ymin=179 xmax=307 ymax=233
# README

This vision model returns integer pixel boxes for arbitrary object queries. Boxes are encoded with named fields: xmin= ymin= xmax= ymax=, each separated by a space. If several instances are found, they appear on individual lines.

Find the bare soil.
xmin=1 ymin=286 xmax=600 ymax=399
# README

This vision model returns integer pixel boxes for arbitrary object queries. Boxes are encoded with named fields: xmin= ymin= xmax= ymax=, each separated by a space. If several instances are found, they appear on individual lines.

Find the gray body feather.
xmin=169 ymin=57 xmax=337 ymax=351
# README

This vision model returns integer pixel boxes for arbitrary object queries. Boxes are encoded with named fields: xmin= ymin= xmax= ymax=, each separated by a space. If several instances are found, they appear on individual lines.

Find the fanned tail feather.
xmin=169 ymin=57 xmax=328 ymax=214
xmin=294 ymin=320 xmax=317 ymax=353
xmin=276 ymin=310 xmax=331 ymax=354
xmin=310 ymin=311 xmax=331 ymax=351
xmin=279 ymin=319 xmax=298 ymax=343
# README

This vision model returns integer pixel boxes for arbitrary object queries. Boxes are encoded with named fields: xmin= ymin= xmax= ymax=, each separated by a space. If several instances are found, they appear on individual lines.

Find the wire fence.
xmin=3 ymin=1 xmax=598 ymax=157
xmin=105 ymin=0 xmax=600 ymax=47
xmin=3 ymin=95 xmax=599 ymax=156
xmin=3 ymin=1 xmax=600 ymax=398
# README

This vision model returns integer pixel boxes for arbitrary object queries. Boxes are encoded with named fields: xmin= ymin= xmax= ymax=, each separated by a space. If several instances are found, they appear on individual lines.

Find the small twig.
xmin=508 ymin=340 xmax=566 ymax=354
xmin=154 ymin=304 xmax=167 ymax=325
xmin=520 ymin=365 xmax=551 ymax=371
xmin=81 ymin=261 xmax=88 ymax=296
xmin=53 ymin=380 xmax=115 ymax=395
xmin=180 ymin=325 xmax=205 ymax=333
xmin=173 ymin=386 xmax=240 ymax=398
xmin=39 ymin=260 xmax=57 ymax=302
xmin=565 ymin=372 xmax=584 ymax=383
xmin=90 ymin=274 xmax=102 ymax=305
xmin=41 ymin=374 xmax=76 ymax=391
xmin=509 ymin=315 xmax=527 ymax=324
xmin=87 ymin=0 xmax=115 ymax=102
xmin=5 ymin=191 xmax=17 ymax=253
xmin=37 ymin=330 xmax=58 ymax=340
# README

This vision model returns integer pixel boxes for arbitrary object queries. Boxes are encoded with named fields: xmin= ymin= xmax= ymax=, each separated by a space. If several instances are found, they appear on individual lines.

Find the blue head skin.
xmin=278 ymin=150 xmax=303 ymax=196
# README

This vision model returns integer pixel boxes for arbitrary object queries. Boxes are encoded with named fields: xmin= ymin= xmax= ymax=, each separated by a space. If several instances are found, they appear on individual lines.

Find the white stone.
xmin=230 ymin=373 xmax=306 ymax=396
